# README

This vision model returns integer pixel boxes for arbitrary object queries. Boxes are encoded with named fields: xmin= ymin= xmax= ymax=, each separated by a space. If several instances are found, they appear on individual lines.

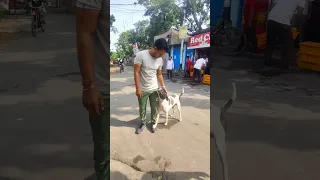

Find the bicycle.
xmin=31 ymin=6 xmax=45 ymax=37
xmin=119 ymin=63 xmax=124 ymax=73
xmin=211 ymin=20 xmax=247 ymax=56
xmin=173 ymin=64 xmax=185 ymax=77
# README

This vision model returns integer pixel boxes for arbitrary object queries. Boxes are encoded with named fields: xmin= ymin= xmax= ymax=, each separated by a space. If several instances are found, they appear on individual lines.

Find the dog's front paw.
xmin=164 ymin=123 xmax=168 ymax=126
xmin=179 ymin=119 xmax=183 ymax=122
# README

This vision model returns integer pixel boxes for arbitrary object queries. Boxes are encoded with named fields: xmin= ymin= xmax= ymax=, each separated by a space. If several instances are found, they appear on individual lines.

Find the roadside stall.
xmin=187 ymin=29 xmax=210 ymax=84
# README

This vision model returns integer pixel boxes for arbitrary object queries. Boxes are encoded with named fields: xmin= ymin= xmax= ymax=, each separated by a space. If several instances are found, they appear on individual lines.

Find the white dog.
xmin=153 ymin=88 xmax=184 ymax=129
xmin=211 ymin=83 xmax=236 ymax=180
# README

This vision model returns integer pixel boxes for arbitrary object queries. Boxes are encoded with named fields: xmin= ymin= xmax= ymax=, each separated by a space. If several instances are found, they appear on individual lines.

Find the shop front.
xmin=187 ymin=30 xmax=210 ymax=82
xmin=187 ymin=31 xmax=210 ymax=61
xmin=154 ymin=28 xmax=189 ymax=71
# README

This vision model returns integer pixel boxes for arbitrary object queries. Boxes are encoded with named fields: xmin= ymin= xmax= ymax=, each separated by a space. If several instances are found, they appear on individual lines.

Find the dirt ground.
xmin=0 ymin=15 xmax=30 ymax=45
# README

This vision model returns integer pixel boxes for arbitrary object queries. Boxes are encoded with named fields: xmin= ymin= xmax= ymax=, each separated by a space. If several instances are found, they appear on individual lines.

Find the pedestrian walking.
xmin=133 ymin=38 xmax=169 ymax=134
xmin=76 ymin=0 xmax=109 ymax=179
xmin=166 ymin=56 xmax=174 ymax=79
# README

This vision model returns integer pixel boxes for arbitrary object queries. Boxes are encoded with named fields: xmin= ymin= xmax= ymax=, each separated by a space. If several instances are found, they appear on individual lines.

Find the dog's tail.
xmin=179 ymin=88 xmax=184 ymax=100
xmin=221 ymin=83 xmax=236 ymax=113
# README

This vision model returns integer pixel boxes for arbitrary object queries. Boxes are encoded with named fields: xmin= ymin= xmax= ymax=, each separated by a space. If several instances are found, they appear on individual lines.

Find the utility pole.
xmin=179 ymin=6 xmax=186 ymax=70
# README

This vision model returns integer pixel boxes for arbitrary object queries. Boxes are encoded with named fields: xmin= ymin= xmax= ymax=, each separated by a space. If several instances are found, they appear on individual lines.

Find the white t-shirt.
xmin=134 ymin=50 xmax=163 ymax=91
xmin=268 ymin=0 xmax=305 ymax=25
xmin=194 ymin=58 xmax=206 ymax=70
xmin=166 ymin=60 xmax=174 ymax=70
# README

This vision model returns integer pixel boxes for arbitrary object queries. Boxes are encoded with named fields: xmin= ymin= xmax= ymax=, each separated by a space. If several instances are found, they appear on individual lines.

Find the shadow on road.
xmin=0 ymin=176 xmax=17 ymax=180
xmin=111 ymin=116 xmax=181 ymax=133
xmin=0 ymin=14 xmax=97 ymax=179
xmin=211 ymin=53 xmax=320 ymax=179
xmin=110 ymin=170 xmax=209 ymax=180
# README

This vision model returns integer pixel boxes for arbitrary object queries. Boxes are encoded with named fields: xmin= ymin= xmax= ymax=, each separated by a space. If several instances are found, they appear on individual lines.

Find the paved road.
xmin=0 ymin=13 xmax=210 ymax=180
xmin=0 ymin=14 xmax=99 ymax=180
xmin=211 ymin=52 xmax=320 ymax=180
xmin=110 ymin=68 xmax=210 ymax=179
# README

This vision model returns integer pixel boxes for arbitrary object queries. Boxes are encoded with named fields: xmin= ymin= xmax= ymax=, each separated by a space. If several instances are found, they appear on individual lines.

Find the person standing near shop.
xmin=185 ymin=56 xmax=192 ymax=78
xmin=166 ymin=56 xmax=174 ymax=79
xmin=265 ymin=0 xmax=305 ymax=69
xmin=76 ymin=0 xmax=109 ymax=179
xmin=134 ymin=38 xmax=168 ymax=134
xmin=193 ymin=54 xmax=206 ymax=82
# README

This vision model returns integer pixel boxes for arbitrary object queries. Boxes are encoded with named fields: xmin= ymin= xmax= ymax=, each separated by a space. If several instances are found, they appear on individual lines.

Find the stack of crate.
xmin=256 ymin=32 xmax=266 ymax=49
xmin=291 ymin=28 xmax=299 ymax=40
xmin=202 ymin=75 xmax=210 ymax=85
xmin=255 ymin=3 xmax=268 ymax=49
xmin=298 ymin=42 xmax=320 ymax=72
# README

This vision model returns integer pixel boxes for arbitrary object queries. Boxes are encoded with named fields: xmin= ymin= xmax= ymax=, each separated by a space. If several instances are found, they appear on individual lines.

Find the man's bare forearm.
xmin=157 ymin=73 xmax=165 ymax=87
xmin=76 ymin=7 xmax=99 ymax=87
xmin=77 ymin=33 xmax=95 ymax=84
xmin=134 ymin=71 xmax=140 ymax=90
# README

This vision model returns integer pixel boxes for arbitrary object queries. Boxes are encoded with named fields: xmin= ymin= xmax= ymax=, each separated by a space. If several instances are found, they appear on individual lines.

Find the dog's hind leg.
xmin=177 ymin=102 xmax=182 ymax=122
xmin=169 ymin=105 xmax=176 ymax=117
xmin=164 ymin=111 xmax=169 ymax=126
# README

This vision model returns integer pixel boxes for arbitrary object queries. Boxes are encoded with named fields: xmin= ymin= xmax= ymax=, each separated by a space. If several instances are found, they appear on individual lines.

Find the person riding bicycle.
xmin=29 ymin=0 xmax=47 ymax=24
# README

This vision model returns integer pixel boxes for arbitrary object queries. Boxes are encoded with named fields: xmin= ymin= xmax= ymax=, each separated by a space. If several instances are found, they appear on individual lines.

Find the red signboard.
xmin=188 ymin=32 xmax=210 ymax=49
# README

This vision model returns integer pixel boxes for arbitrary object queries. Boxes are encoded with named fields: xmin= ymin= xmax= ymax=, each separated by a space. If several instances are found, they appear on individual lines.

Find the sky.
xmin=110 ymin=0 xmax=148 ymax=52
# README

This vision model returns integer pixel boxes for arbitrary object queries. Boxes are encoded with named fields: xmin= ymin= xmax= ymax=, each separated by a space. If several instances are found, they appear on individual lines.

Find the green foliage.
xmin=110 ymin=51 xmax=119 ymax=61
xmin=114 ymin=0 xmax=210 ymax=57
xmin=115 ymin=29 xmax=135 ymax=58
xmin=115 ymin=20 xmax=151 ymax=58
xmin=133 ymin=20 xmax=151 ymax=49
xmin=183 ymin=0 xmax=210 ymax=31
xmin=110 ymin=14 xmax=118 ymax=34
xmin=138 ymin=0 xmax=181 ymax=45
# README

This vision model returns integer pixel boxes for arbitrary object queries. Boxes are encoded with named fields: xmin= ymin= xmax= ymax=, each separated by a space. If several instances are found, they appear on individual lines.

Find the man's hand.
xmin=82 ymin=87 xmax=103 ymax=115
xmin=162 ymin=86 xmax=168 ymax=95
xmin=136 ymin=89 xmax=142 ymax=98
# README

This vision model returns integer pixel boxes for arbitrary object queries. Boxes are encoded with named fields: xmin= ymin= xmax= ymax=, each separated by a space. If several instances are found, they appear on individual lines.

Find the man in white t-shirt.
xmin=134 ymin=38 xmax=168 ymax=134
xmin=193 ymin=55 xmax=206 ymax=82
xmin=166 ymin=56 xmax=174 ymax=79
xmin=265 ymin=0 xmax=305 ymax=69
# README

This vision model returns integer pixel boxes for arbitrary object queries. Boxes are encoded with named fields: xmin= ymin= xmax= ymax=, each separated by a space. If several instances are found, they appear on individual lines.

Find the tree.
xmin=133 ymin=20 xmax=150 ymax=49
xmin=182 ymin=0 xmax=210 ymax=31
xmin=115 ymin=29 xmax=136 ymax=58
xmin=114 ymin=20 xmax=151 ymax=57
xmin=138 ymin=0 xmax=181 ymax=45
xmin=110 ymin=14 xmax=118 ymax=34
xmin=110 ymin=51 xmax=119 ymax=61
